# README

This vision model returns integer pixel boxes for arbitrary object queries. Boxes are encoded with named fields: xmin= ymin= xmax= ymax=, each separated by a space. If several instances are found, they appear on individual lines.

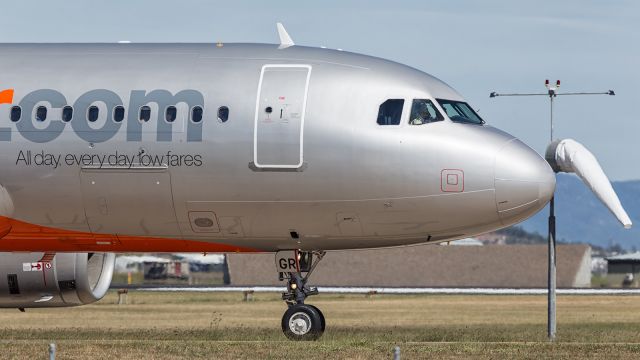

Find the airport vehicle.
xmin=0 ymin=24 xmax=630 ymax=340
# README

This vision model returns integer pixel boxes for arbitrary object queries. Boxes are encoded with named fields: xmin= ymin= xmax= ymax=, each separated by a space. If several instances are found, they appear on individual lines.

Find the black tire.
xmin=281 ymin=304 xmax=324 ymax=341
xmin=307 ymin=304 xmax=325 ymax=332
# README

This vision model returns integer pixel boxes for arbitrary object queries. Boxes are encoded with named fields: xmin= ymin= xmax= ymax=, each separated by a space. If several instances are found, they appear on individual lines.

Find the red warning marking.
xmin=278 ymin=96 xmax=286 ymax=100
xmin=441 ymin=169 xmax=464 ymax=193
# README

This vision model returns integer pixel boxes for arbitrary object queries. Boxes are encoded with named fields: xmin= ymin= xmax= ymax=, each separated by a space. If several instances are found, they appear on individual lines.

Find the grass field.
xmin=2 ymin=291 xmax=640 ymax=359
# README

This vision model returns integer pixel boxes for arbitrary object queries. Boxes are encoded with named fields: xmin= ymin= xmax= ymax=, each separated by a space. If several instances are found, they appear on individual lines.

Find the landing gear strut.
xmin=277 ymin=250 xmax=326 ymax=341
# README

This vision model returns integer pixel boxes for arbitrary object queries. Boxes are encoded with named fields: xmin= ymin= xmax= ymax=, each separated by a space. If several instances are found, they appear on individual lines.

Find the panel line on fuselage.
xmin=186 ymin=188 xmax=495 ymax=204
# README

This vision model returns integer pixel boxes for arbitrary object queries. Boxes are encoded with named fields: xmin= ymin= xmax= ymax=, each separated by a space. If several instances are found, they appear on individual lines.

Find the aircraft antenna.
xmin=276 ymin=23 xmax=295 ymax=49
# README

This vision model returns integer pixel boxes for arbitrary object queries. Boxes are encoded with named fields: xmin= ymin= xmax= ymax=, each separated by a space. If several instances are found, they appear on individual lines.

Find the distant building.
xmin=143 ymin=260 xmax=190 ymax=280
xmin=228 ymin=244 xmax=591 ymax=288
xmin=175 ymin=253 xmax=225 ymax=272
xmin=113 ymin=254 xmax=227 ymax=285
xmin=606 ymin=252 xmax=640 ymax=287
xmin=114 ymin=255 xmax=190 ymax=280
xmin=474 ymin=233 xmax=508 ymax=245
xmin=446 ymin=238 xmax=484 ymax=246
xmin=591 ymin=256 xmax=607 ymax=275
xmin=115 ymin=255 xmax=170 ymax=273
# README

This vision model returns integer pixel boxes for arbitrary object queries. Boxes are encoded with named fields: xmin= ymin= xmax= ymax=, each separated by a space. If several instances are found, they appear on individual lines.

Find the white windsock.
xmin=545 ymin=139 xmax=632 ymax=229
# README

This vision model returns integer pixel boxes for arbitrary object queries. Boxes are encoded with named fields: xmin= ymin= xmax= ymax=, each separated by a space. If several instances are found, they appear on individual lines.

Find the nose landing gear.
xmin=277 ymin=250 xmax=326 ymax=341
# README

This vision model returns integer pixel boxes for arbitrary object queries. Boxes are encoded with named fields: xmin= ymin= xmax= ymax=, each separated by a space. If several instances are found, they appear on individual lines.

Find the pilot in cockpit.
xmin=410 ymin=102 xmax=433 ymax=125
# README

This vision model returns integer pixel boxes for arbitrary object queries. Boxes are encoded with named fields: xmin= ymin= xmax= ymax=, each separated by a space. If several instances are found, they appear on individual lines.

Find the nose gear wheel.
xmin=282 ymin=304 xmax=323 ymax=340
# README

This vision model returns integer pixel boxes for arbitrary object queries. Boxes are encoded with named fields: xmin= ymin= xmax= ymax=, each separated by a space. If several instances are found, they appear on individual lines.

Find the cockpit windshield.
xmin=409 ymin=99 xmax=443 ymax=125
xmin=436 ymin=99 xmax=484 ymax=125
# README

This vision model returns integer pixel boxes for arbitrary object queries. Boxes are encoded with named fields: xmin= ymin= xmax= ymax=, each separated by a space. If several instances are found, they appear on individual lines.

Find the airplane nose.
xmin=495 ymin=139 xmax=556 ymax=224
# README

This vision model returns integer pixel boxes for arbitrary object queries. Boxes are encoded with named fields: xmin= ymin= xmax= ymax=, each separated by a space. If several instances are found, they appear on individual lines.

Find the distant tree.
xmin=497 ymin=226 xmax=546 ymax=245
xmin=608 ymin=243 xmax=625 ymax=254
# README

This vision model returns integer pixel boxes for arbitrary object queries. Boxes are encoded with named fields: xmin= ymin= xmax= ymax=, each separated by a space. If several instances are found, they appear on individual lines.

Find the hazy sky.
xmin=1 ymin=1 xmax=638 ymax=180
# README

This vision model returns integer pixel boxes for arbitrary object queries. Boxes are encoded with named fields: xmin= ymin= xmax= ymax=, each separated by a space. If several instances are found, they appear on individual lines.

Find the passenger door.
xmin=253 ymin=64 xmax=311 ymax=169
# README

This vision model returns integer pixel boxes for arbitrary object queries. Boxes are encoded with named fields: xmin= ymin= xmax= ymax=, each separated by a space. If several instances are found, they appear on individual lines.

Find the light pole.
xmin=490 ymin=80 xmax=615 ymax=341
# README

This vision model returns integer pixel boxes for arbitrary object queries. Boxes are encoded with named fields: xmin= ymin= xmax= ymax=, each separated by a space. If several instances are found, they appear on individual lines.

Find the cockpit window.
xmin=376 ymin=99 xmax=404 ymax=125
xmin=409 ymin=99 xmax=443 ymax=125
xmin=436 ymin=99 xmax=484 ymax=125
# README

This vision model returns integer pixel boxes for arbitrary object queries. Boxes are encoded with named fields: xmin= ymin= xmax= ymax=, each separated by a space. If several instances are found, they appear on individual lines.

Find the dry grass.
xmin=1 ymin=291 xmax=640 ymax=359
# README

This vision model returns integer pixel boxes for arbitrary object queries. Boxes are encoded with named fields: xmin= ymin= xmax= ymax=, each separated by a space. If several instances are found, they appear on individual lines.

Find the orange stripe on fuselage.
xmin=0 ymin=216 xmax=259 ymax=253
xmin=0 ymin=89 xmax=14 ymax=104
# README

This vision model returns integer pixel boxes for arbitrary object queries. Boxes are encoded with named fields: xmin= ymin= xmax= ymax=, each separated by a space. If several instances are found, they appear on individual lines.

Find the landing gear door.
xmin=254 ymin=65 xmax=311 ymax=169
